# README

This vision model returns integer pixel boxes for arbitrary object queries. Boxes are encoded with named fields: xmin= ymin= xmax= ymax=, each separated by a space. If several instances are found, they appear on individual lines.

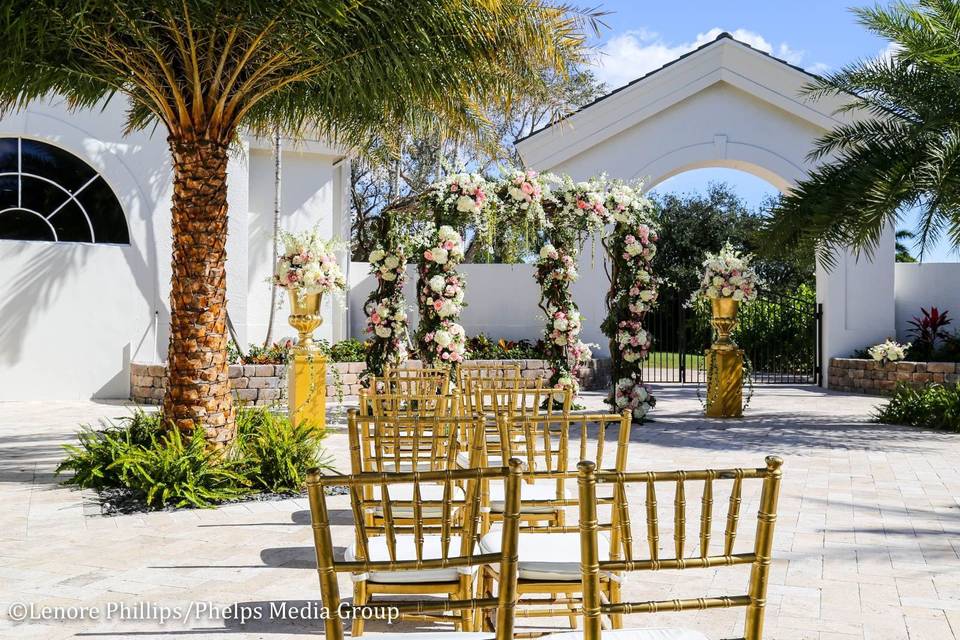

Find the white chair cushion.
xmin=345 ymin=535 xmax=474 ymax=584
xmin=479 ymin=530 xmax=610 ymax=581
xmin=541 ymin=629 xmax=709 ymax=640
xmin=370 ymin=483 xmax=466 ymax=518
xmin=362 ymin=634 xmax=493 ymax=640
xmin=488 ymin=482 xmax=570 ymax=514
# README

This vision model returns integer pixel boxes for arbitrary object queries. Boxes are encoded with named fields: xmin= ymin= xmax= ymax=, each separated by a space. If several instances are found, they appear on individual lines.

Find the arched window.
xmin=0 ymin=137 xmax=129 ymax=244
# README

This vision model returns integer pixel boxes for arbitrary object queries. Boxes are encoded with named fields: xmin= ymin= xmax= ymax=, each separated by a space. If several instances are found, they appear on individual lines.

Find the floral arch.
xmin=362 ymin=171 xmax=660 ymax=420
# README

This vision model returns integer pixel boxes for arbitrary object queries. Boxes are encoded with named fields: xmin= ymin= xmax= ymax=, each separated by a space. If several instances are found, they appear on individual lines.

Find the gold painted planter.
xmin=287 ymin=290 xmax=326 ymax=432
xmin=706 ymin=297 xmax=743 ymax=418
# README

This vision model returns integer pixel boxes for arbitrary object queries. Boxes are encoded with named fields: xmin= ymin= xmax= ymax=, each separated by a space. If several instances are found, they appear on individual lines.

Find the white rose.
xmin=431 ymin=247 xmax=449 ymax=265
xmin=639 ymin=290 xmax=654 ymax=301
xmin=369 ymin=249 xmax=385 ymax=263
xmin=381 ymin=272 xmax=396 ymax=282
xmin=374 ymin=326 xmax=392 ymax=338
xmin=438 ymin=299 xmax=458 ymax=317
xmin=508 ymin=186 xmax=526 ymax=201
xmin=732 ymin=289 xmax=745 ymax=301
xmin=384 ymin=256 xmax=399 ymax=269
xmin=554 ymin=318 xmax=569 ymax=331
xmin=706 ymin=287 xmax=719 ymax=299
xmin=722 ymin=286 xmax=734 ymax=297
xmin=429 ymin=275 xmax=445 ymax=292
xmin=434 ymin=330 xmax=452 ymax=347
xmin=626 ymin=243 xmax=643 ymax=256
xmin=539 ymin=244 xmax=557 ymax=259
xmin=712 ymin=276 xmax=724 ymax=287
xmin=456 ymin=195 xmax=476 ymax=212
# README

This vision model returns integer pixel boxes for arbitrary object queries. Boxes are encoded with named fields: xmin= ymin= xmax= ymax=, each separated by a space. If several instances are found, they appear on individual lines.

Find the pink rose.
xmin=433 ymin=300 xmax=443 ymax=311
xmin=424 ymin=250 xmax=433 ymax=261
xmin=370 ymin=312 xmax=381 ymax=324
xmin=521 ymin=182 xmax=534 ymax=195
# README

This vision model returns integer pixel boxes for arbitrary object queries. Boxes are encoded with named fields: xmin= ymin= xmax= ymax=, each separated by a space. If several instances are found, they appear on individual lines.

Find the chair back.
xmin=347 ymin=409 xmax=484 ymax=475
xmin=306 ymin=460 xmax=525 ymax=640
xmin=362 ymin=390 xmax=460 ymax=419
xmin=458 ymin=362 xmax=523 ymax=389
xmin=575 ymin=456 xmax=784 ymax=640
xmin=497 ymin=411 xmax=632 ymax=523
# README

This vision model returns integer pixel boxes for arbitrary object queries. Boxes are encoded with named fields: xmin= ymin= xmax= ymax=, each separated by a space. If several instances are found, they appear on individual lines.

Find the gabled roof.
xmin=515 ymin=32 xmax=854 ymax=170
xmin=517 ymin=32 xmax=821 ymax=145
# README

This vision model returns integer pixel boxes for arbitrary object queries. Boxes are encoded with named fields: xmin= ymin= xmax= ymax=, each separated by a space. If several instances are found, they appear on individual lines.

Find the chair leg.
xmin=459 ymin=575 xmax=474 ymax=632
xmin=566 ymin=590 xmax=578 ymax=629
xmin=608 ymin=579 xmax=623 ymax=629
xmin=480 ymin=570 xmax=495 ymax=632
xmin=352 ymin=581 xmax=368 ymax=637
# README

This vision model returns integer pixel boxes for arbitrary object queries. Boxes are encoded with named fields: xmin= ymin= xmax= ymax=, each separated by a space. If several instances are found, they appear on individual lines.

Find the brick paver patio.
xmin=2 ymin=385 xmax=959 ymax=639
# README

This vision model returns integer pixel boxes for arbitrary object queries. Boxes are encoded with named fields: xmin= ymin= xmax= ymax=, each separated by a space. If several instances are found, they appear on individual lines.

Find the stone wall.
xmin=130 ymin=358 xmax=568 ymax=405
xmin=828 ymin=358 xmax=960 ymax=395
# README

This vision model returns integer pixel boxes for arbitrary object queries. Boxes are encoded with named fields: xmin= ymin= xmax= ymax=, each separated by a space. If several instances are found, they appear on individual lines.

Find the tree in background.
xmin=350 ymin=68 xmax=607 ymax=262
xmin=651 ymin=183 xmax=813 ymax=299
xmin=0 ymin=0 xmax=598 ymax=445
xmin=896 ymin=229 xmax=918 ymax=262
xmin=761 ymin=0 xmax=960 ymax=266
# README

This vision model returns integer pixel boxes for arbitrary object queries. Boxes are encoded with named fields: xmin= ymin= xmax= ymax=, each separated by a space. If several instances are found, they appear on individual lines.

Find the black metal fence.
xmin=639 ymin=288 xmax=821 ymax=385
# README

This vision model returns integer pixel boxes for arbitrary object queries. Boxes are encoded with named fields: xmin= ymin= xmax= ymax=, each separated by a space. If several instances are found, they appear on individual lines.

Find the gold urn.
xmin=288 ymin=290 xmax=323 ymax=349
xmin=710 ymin=297 xmax=740 ymax=350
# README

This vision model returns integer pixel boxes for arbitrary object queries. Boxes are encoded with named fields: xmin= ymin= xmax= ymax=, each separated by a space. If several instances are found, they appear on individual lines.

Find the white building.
xmin=0 ymin=96 xmax=350 ymax=401
xmin=2 ymin=34 xmax=958 ymax=401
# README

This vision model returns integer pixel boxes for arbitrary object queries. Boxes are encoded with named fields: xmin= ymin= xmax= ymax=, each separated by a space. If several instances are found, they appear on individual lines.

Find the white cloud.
xmin=593 ymin=28 xmax=827 ymax=89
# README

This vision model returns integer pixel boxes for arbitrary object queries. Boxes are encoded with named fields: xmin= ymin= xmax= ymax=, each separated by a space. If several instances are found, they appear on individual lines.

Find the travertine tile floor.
xmin=1 ymin=386 xmax=958 ymax=639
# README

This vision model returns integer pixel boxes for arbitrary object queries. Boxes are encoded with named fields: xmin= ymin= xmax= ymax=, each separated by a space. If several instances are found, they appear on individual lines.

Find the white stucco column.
xmin=817 ymin=225 xmax=896 ymax=385
xmin=331 ymin=156 xmax=351 ymax=342
xmin=226 ymin=140 xmax=251 ymax=348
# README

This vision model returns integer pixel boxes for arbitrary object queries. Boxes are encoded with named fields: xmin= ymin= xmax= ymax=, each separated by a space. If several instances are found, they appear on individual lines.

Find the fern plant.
xmin=875 ymin=382 xmax=960 ymax=431
xmin=110 ymin=427 xmax=252 ymax=508
xmin=56 ymin=410 xmax=161 ymax=490
xmin=235 ymin=407 xmax=330 ymax=494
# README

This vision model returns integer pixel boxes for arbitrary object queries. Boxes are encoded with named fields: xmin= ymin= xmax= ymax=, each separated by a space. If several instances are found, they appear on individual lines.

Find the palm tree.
xmin=761 ymin=0 xmax=960 ymax=266
xmin=0 ymin=0 xmax=596 ymax=445
xmin=896 ymin=229 xmax=918 ymax=262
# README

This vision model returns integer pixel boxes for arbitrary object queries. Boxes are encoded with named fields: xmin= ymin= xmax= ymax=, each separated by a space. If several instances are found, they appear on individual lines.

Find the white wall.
xmin=894 ymin=263 xmax=960 ymax=341
xmin=0 ymin=98 xmax=346 ymax=400
xmin=347 ymin=252 xmax=613 ymax=356
xmin=0 ymin=97 xmax=172 ymax=400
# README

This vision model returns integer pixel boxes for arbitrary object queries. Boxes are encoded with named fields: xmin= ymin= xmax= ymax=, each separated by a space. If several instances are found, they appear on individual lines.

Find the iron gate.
xmin=638 ymin=288 xmax=822 ymax=385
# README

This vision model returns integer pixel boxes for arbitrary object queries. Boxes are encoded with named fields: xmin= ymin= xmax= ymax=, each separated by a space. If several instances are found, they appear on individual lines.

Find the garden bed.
xmin=829 ymin=358 xmax=960 ymax=395
xmin=131 ymin=358 xmax=611 ymax=404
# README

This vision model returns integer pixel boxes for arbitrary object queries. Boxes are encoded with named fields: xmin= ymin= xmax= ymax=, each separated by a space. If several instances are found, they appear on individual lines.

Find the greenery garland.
xmin=601 ymin=183 xmax=660 ymax=421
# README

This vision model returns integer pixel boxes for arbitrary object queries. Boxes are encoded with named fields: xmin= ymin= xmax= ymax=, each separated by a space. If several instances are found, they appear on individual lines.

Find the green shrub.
xmin=875 ymin=383 xmax=960 ymax=431
xmin=56 ymin=410 xmax=161 ymax=490
xmin=466 ymin=334 xmax=546 ymax=360
xmin=111 ymin=428 xmax=252 ymax=508
xmin=56 ymin=407 xmax=330 ymax=510
xmin=325 ymin=338 xmax=367 ymax=363
xmin=235 ymin=407 xmax=329 ymax=494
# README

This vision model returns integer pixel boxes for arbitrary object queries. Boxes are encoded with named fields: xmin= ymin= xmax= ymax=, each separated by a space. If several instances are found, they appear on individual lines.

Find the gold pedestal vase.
xmin=287 ymin=290 xmax=327 ymax=431
xmin=705 ymin=297 xmax=744 ymax=418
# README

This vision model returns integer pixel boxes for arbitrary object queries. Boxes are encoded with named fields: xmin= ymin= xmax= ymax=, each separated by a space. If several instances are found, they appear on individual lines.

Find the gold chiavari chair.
xmin=458 ymin=362 xmax=523 ymax=390
xmin=359 ymin=366 xmax=452 ymax=416
xmin=479 ymin=411 xmax=632 ymax=629
xmin=539 ymin=456 xmax=784 ymax=640
xmin=347 ymin=410 xmax=486 ymax=528
xmin=306 ymin=459 xmax=526 ymax=638
xmin=364 ymin=390 xmax=460 ymax=419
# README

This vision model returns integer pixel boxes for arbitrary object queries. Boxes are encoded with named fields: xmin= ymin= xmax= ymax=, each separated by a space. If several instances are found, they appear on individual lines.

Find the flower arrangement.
xmin=273 ymin=229 xmax=345 ymax=298
xmin=424 ymin=172 xmax=491 ymax=227
xmin=690 ymin=242 xmax=759 ymax=306
xmin=868 ymin=339 xmax=910 ymax=364
xmin=614 ymin=378 xmax=656 ymax=421
xmin=495 ymin=169 xmax=547 ymax=229
xmin=363 ymin=241 xmax=409 ymax=379
xmin=600 ymin=182 xmax=660 ymax=421
xmin=416 ymin=223 xmax=469 ymax=367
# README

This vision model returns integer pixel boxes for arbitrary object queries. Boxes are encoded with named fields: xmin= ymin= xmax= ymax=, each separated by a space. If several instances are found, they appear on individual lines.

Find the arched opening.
xmin=639 ymin=166 xmax=820 ymax=385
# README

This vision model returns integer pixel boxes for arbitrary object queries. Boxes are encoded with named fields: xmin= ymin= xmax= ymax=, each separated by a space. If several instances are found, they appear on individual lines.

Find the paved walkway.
xmin=1 ymin=386 xmax=959 ymax=639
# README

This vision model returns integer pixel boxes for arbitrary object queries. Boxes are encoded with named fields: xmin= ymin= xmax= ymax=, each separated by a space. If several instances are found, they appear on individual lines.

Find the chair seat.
xmin=541 ymin=629 xmax=709 ymax=640
xmin=370 ymin=483 xmax=466 ymax=518
xmin=346 ymin=535 xmax=474 ymax=584
xmin=488 ymin=482 xmax=571 ymax=514
xmin=362 ymin=634 xmax=493 ymax=640
xmin=479 ymin=531 xmax=610 ymax=581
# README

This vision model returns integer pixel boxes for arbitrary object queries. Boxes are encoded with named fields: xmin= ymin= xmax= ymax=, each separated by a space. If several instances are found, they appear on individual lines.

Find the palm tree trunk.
xmin=163 ymin=137 xmax=235 ymax=446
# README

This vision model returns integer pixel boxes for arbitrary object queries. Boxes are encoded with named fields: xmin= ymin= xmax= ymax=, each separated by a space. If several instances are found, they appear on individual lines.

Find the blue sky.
xmin=587 ymin=0 xmax=958 ymax=262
